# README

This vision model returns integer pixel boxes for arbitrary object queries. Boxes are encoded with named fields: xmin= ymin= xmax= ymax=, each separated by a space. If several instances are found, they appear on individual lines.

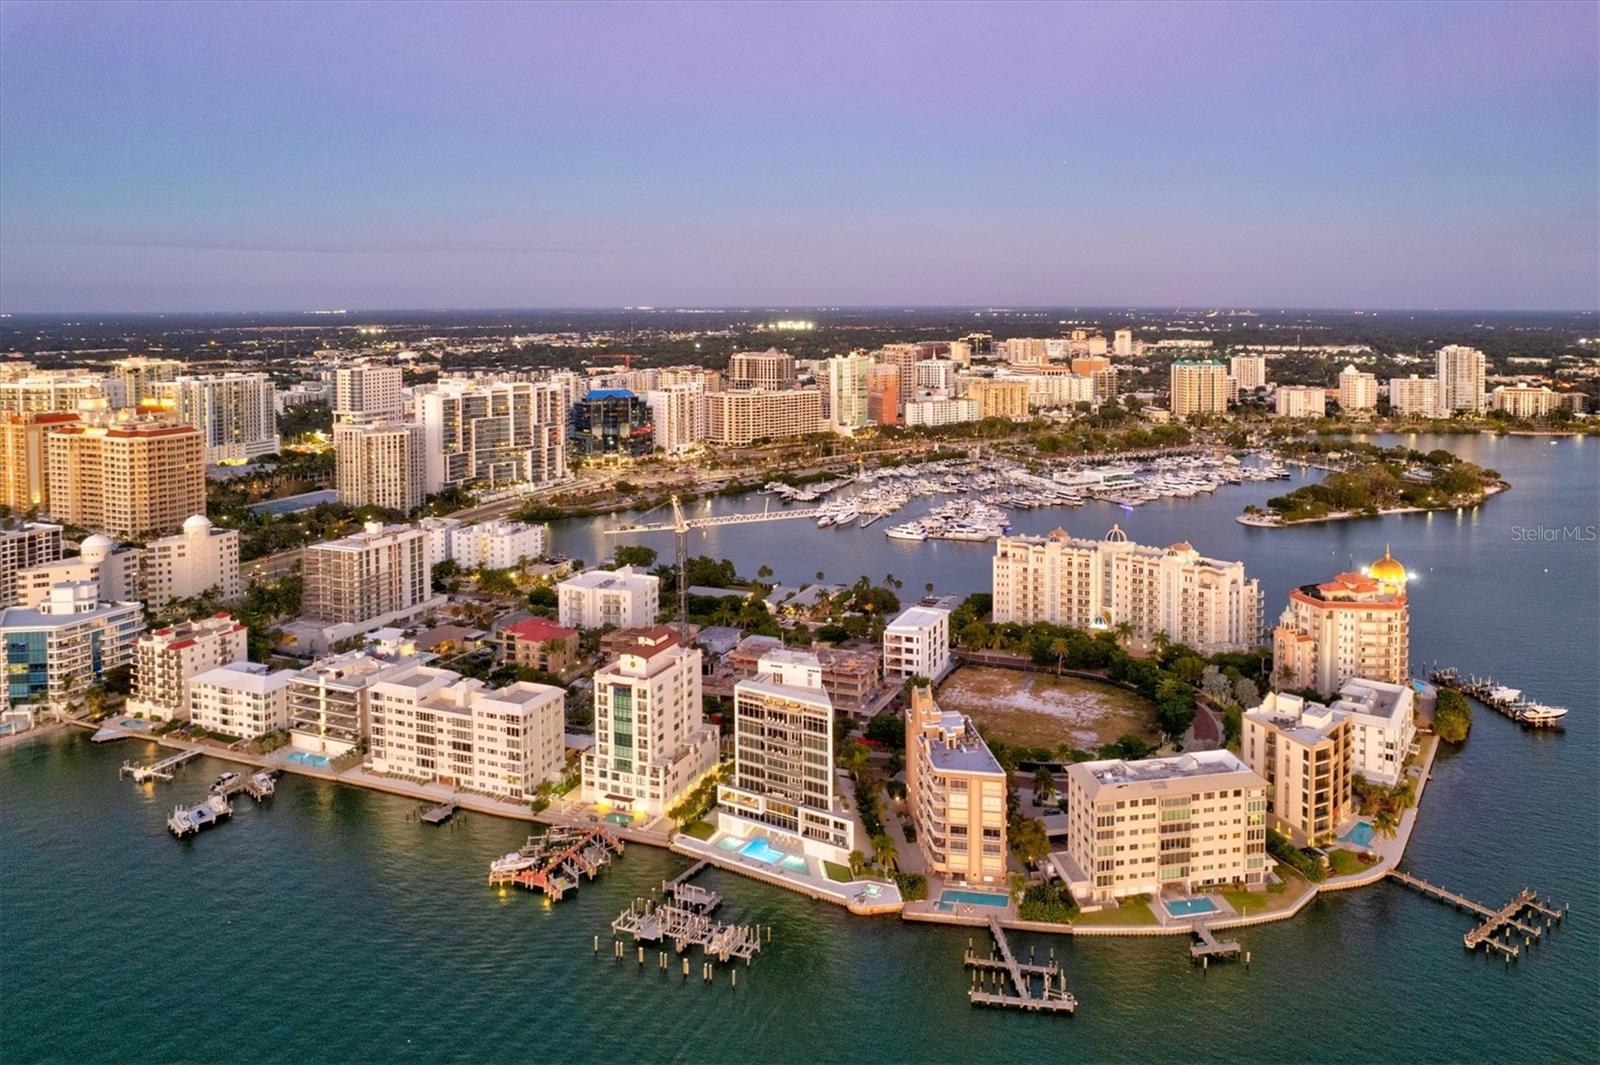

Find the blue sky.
xmin=1 ymin=1 xmax=1595 ymax=312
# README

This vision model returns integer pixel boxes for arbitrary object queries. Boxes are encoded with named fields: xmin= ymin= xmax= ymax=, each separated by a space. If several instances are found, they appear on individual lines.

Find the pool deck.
xmin=671 ymin=833 xmax=903 ymax=916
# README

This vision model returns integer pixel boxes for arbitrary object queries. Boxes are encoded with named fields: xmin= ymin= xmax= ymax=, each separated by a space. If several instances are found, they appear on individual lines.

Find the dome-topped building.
xmin=1369 ymin=546 xmax=1407 ymax=588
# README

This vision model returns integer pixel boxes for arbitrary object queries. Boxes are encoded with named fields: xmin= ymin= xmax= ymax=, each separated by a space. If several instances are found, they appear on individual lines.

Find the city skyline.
xmin=2 ymin=1 xmax=1597 ymax=313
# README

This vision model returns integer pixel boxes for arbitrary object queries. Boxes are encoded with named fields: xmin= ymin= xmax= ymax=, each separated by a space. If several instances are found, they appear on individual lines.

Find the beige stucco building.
xmin=1241 ymin=691 xmax=1354 ymax=844
xmin=1272 ymin=550 xmax=1409 ymax=696
xmin=906 ymin=686 xmax=1007 ymax=884
xmin=705 ymin=387 xmax=822 ymax=446
xmin=44 ymin=415 xmax=206 ymax=539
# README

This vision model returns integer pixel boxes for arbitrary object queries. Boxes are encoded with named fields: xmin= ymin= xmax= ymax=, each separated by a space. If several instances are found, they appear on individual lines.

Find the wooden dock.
xmin=1388 ymin=870 xmax=1568 ymax=960
xmin=121 ymin=749 xmax=201 ymax=783
xmin=487 ymin=825 xmax=623 ymax=900
xmin=419 ymin=802 xmax=457 ymax=825
xmin=609 ymin=870 xmax=762 ymax=965
xmin=962 ymin=916 xmax=1076 ymax=1015
xmin=1189 ymin=922 xmax=1243 ymax=962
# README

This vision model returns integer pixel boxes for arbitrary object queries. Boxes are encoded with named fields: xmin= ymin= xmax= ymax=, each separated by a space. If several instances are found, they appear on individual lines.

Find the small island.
xmin=1239 ymin=443 xmax=1508 ymax=527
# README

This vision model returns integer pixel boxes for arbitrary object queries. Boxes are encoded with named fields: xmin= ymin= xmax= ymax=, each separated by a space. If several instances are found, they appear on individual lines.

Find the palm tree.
xmin=872 ymin=833 xmax=898 ymax=872
xmin=1373 ymin=809 xmax=1399 ymax=840
xmin=1113 ymin=621 xmax=1134 ymax=648
xmin=1049 ymin=637 xmax=1071 ymax=675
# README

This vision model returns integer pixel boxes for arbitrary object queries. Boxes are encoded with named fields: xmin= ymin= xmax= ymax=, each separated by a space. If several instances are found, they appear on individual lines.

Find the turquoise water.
xmin=779 ymin=855 xmax=808 ymax=874
xmin=937 ymin=889 xmax=1010 ymax=910
xmin=285 ymin=751 xmax=331 ymax=767
xmin=3 ymin=435 xmax=1596 ymax=1063
xmin=1342 ymin=822 xmax=1376 ymax=847
xmin=738 ymin=837 xmax=786 ymax=864
xmin=1165 ymin=897 xmax=1220 ymax=917
xmin=604 ymin=812 xmax=635 ymax=827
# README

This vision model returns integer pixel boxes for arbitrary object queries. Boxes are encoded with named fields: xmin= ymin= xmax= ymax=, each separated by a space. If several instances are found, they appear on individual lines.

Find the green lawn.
xmin=1071 ymin=896 xmax=1158 ymax=926
xmin=823 ymin=861 xmax=854 ymax=883
xmin=681 ymin=820 xmax=716 ymax=841
xmin=1328 ymin=849 xmax=1376 ymax=877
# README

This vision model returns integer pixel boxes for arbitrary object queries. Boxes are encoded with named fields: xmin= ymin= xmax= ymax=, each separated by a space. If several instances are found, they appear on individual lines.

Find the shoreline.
xmin=46 ymin=719 xmax=1445 ymax=940
xmin=1238 ymin=482 xmax=1509 ymax=529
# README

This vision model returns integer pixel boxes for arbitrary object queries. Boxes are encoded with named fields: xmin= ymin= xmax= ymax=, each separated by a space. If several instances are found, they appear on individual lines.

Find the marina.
xmin=166 ymin=770 xmax=278 ymax=837
xmin=608 ymin=870 xmax=763 ymax=966
xmin=1428 ymin=668 xmax=1570 ymax=728
xmin=487 ymin=825 xmax=624 ymax=900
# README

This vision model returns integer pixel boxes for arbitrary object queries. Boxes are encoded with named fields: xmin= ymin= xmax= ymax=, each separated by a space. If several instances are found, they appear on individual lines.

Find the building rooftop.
xmin=1244 ymin=692 xmax=1346 ymax=745
xmin=922 ymin=710 xmax=1004 ymax=776
xmin=886 ymin=605 xmax=950 ymax=632
xmin=1331 ymin=678 xmax=1412 ymax=722
xmin=502 ymin=617 xmax=578 ymax=644
xmin=192 ymin=661 xmax=292 ymax=695
xmin=560 ymin=565 xmax=657 ymax=591
xmin=1072 ymin=749 xmax=1260 ymax=798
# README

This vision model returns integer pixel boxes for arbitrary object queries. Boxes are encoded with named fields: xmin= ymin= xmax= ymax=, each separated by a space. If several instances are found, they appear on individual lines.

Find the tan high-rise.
xmin=965 ymin=378 xmax=1030 ymax=420
xmin=705 ymin=388 xmax=821 ymax=446
xmin=1 ymin=412 xmax=81 ymax=513
xmin=906 ymin=685 xmax=1008 ymax=884
xmin=1272 ymin=549 xmax=1410 ymax=696
xmin=43 ymin=416 xmax=205 ymax=538
xmin=1169 ymin=360 xmax=1229 ymax=418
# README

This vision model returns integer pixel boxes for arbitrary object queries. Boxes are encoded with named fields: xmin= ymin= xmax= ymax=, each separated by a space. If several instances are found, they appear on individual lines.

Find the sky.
xmin=0 ymin=0 xmax=1596 ymax=313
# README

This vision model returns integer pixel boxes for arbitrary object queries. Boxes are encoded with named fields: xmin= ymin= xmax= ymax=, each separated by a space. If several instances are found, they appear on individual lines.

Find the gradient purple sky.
xmin=1 ymin=1 xmax=1596 ymax=312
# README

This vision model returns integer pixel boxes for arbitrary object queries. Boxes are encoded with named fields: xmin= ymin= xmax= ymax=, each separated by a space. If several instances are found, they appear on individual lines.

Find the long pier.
xmin=1388 ymin=870 xmax=1567 ymax=960
xmin=962 ymin=916 xmax=1076 ymax=1015
xmin=121 ymin=749 xmax=202 ymax=783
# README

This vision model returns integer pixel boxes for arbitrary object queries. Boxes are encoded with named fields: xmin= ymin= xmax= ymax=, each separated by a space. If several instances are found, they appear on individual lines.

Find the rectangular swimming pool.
xmin=739 ymin=837 xmax=786 ymax=865
xmin=1164 ymin=897 xmax=1218 ymax=917
xmin=1340 ymin=821 xmax=1375 ymax=847
xmin=936 ymin=889 xmax=1010 ymax=911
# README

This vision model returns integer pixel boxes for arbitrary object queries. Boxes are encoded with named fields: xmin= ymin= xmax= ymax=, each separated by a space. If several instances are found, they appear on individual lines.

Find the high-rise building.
xmin=109 ymin=356 xmax=183 ymax=408
xmin=999 ymin=338 xmax=1049 ymax=368
xmin=1274 ymin=385 xmax=1328 ymax=419
xmin=557 ymin=565 xmax=659 ymax=630
xmin=726 ymin=349 xmax=796 ymax=391
xmin=1389 ymin=374 xmax=1441 ymax=418
xmin=0 ymin=372 xmax=115 ymax=415
xmin=0 ymin=412 xmax=81 ymax=513
xmin=1229 ymin=355 xmax=1268 ymax=391
xmin=413 ymin=377 xmax=567 ymax=491
xmin=717 ymin=648 xmax=855 ymax=859
xmin=333 ymin=420 xmax=426 ymax=512
xmin=570 ymin=389 xmax=654 ymax=457
xmin=883 ymin=604 xmax=951 ymax=682
xmin=368 ymin=665 xmax=565 ymax=799
xmin=825 ymin=353 xmax=874 ymax=435
xmin=993 ymin=525 xmax=1261 ymax=653
xmin=875 ymin=344 xmax=922 ymax=402
xmin=1436 ymin=345 xmax=1486 ymax=414
xmin=156 ymin=373 xmax=280 ymax=463
xmin=1113 ymin=329 xmax=1135 ymax=358
xmin=1336 ymin=365 xmax=1379 ymax=411
xmin=1169 ymin=360 xmax=1230 ymax=418
xmin=1271 ymin=549 xmax=1409 ymax=696
xmin=43 ymin=414 xmax=206 ymax=538
xmin=190 ymin=662 xmax=294 ymax=740
xmin=947 ymin=340 xmax=974 ymax=366
xmin=903 ymin=394 xmax=978 ymax=427
xmin=301 ymin=522 xmax=433 ymax=628
xmin=905 ymin=685 xmax=1007 ymax=885
xmin=914 ymin=358 xmax=958 ymax=396
xmin=645 ymin=383 xmax=706 ymax=454
xmin=448 ymin=520 xmax=544 ymax=570
xmin=705 ymin=388 xmax=822 ymax=445
xmin=127 ymin=614 xmax=249 ymax=721
xmin=142 ymin=515 xmax=242 ymax=610
xmin=1241 ymin=691 xmax=1354 ymax=844
xmin=333 ymin=363 xmax=405 ymax=424
xmin=865 ymin=364 xmax=901 ymax=426
xmin=1060 ymin=752 xmax=1269 ymax=903
xmin=964 ymin=378 xmax=1030 ymax=420
xmin=581 ymin=626 xmax=718 ymax=817
xmin=286 ymin=649 xmax=427 ymax=757
xmin=0 ymin=522 xmax=61 ymax=608
xmin=0 ymin=581 xmax=143 ymax=709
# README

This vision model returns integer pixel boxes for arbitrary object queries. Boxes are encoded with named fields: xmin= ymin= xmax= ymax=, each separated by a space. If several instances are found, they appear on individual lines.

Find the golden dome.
xmin=1370 ymin=546 xmax=1406 ymax=584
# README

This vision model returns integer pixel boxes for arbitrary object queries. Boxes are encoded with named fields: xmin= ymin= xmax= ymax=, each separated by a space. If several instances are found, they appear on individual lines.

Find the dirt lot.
xmin=935 ymin=666 xmax=1157 ymax=751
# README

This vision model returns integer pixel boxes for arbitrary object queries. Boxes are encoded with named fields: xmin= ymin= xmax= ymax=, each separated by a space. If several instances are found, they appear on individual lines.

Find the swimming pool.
xmin=936 ymin=889 xmax=1010 ymax=911
xmin=738 ymin=837 xmax=786 ymax=864
xmin=285 ymin=751 xmax=331 ymax=768
xmin=1164 ymin=897 xmax=1219 ymax=917
xmin=603 ymin=812 xmax=634 ymax=827
xmin=1340 ymin=821 xmax=1375 ymax=847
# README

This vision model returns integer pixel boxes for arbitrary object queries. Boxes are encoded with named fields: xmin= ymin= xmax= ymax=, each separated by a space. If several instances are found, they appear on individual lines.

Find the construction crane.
xmin=605 ymin=495 xmax=825 ymax=638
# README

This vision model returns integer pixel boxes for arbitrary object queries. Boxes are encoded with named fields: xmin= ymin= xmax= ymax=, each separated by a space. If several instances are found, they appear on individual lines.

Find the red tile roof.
xmin=504 ymin=617 xmax=577 ymax=644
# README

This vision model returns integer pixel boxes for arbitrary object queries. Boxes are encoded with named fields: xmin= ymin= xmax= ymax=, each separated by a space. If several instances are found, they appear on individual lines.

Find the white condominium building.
xmin=999 ymin=338 xmax=1049 ymax=368
xmin=367 ymin=665 xmax=565 ymax=800
xmin=333 ymin=363 xmax=405 ymax=423
xmin=127 ymin=613 xmax=249 ymax=722
xmin=333 ymin=420 xmax=426 ymax=513
xmin=0 ymin=371 xmax=116 ymax=415
xmin=903 ymin=394 xmax=978 ymax=427
xmin=1436 ymin=344 xmax=1486 ymax=413
xmin=993 ymin=526 xmax=1261 ymax=654
xmin=1169 ymin=360 xmax=1230 ymax=418
xmin=645 ymin=383 xmax=706 ymax=453
xmin=718 ymin=648 xmax=855 ymax=860
xmin=142 ymin=515 xmax=242 ymax=609
xmin=1059 ymin=751 xmax=1269 ymax=904
xmin=448 ymin=520 xmax=545 ymax=571
xmin=1113 ymin=330 xmax=1135 ymax=358
xmin=156 ymin=373 xmax=280 ymax=463
xmin=15 ymin=534 xmax=140 ymax=609
xmin=0 ymin=581 xmax=143 ymax=709
xmin=1490 ymin=385 xmax=1557 ymax=419
xmin=1229 ymin=355 xmax=1268 ymax=391
xmin=1389 ymin=374 xmax=1441 ymax=418
xmin=557 ymin=565 xmax=659 ymax=630
xmin=1336 ymin=365 xmax=1379 ymax=411
xmin=883 ymin=604 xmax=951 ymax=682
xmin=109 ymin=356 xmax=183 ymax=407
xmin=190 ymin=662 xmax=293 ymax=740
xmin=286 ymin=650 xmax=426 ymax=757
xmin=1274 ymin=385 xmax=1328 ymax=419
xmin=1326 ymin=678 xmax=1416 ymax=787
xmin=826 ymin=352 xmax=874 ymax=435
xmin=582 ymin=626 xmax=718 ymax=817
xmin=906 ymin=685 xmax=1007 ymax=885
xmin=1240 ymin=692 xmax=1354 ymax=844
xmin=0 ymin=522 xmax=61 ymax=608
xmin=411 ymin=377 xmax=567 ymax=493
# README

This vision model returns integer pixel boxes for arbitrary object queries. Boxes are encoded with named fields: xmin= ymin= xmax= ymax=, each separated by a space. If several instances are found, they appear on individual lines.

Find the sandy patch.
xmin=936 ymin=666 xmax=1156 ymax=750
